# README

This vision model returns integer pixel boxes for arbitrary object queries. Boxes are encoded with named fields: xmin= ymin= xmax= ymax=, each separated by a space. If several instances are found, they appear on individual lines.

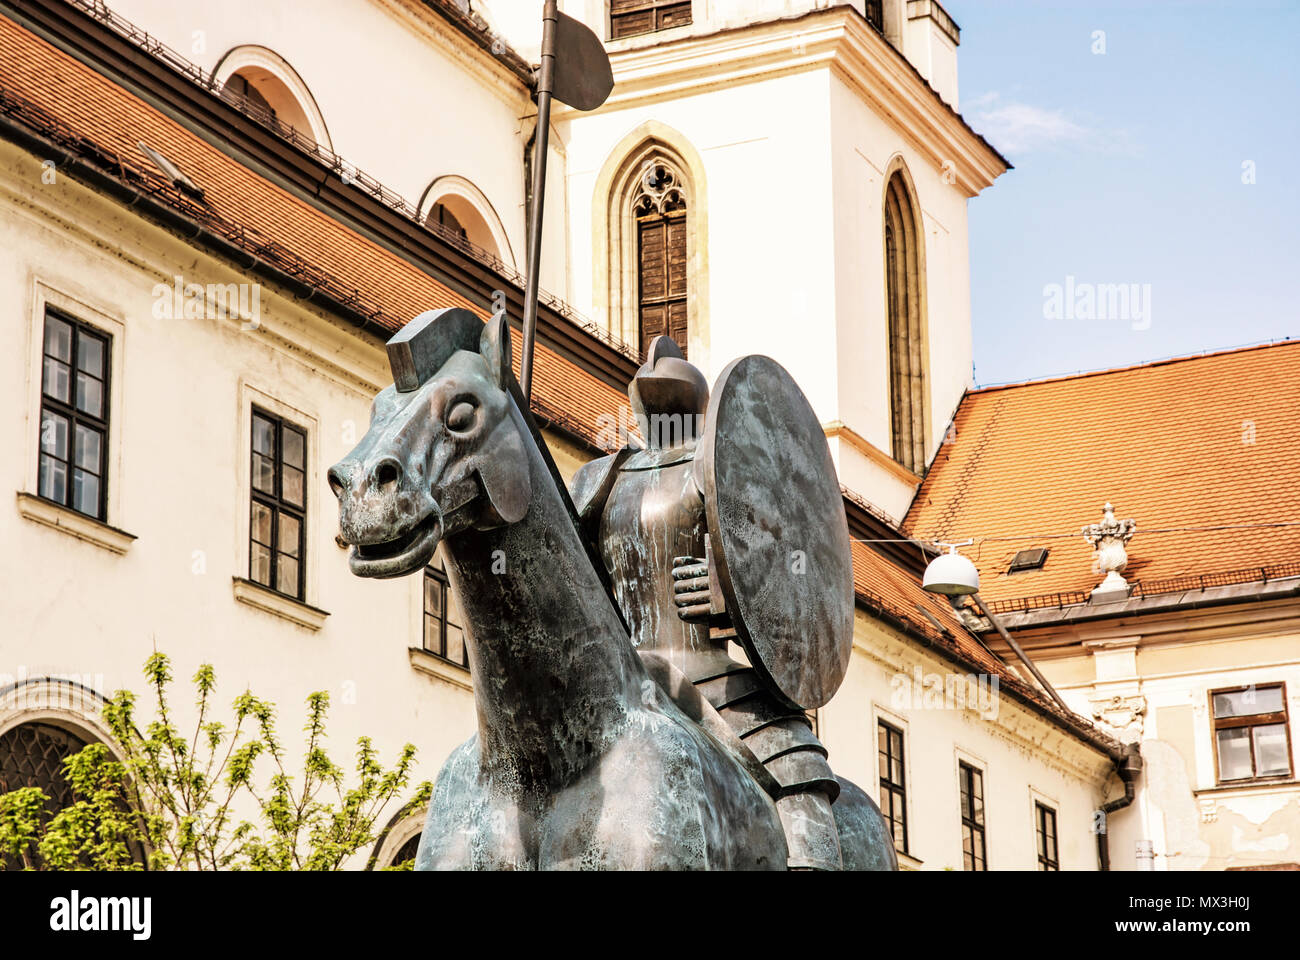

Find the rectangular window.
xmin=610 ymin=0 xmax=691 ymax=40
xmin=877 ymin=721 xmax=907 ymax=854
xmin=38 ymin=307 xmax=110 ymax=521
xmin=637 ymin=212 xmax=688 ymax=359
xmin=1211 ymin=683 xmax=1292 ymax=782
xmin=959 ymin=761 xmax=986 ymax=870
xmin=864 ymin=0 xmax=883 ymax=32
xmin=423 ymin=556 xmax=467 ymax=669
xmin=1035 ymin=801 xmax=1059 ymax=871
xmin=249 ymin=408 xmax=307 ymax=600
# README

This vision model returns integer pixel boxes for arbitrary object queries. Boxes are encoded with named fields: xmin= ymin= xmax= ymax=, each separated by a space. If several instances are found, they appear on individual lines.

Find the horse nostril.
xmin=373 ymin=459 xmax=401 ymax=490
xmin=327 ymin=466 xmax=347 ymax=500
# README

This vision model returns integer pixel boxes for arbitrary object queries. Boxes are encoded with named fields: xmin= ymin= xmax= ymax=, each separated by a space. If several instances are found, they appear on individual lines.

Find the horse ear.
xmin=476 ymin=422 xmax=531 ymax=524
xmin=480 ymin=312 xmax=513 ymax=389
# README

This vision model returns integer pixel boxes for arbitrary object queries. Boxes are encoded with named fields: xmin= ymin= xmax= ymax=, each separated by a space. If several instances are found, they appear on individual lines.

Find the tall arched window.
xmin=596 ymin=126 xmax=706 ymax=359
xmin=632 ymin=159 xmax=688 ymax=359
xmin=883 ymin=171 xmax=926 ymax=473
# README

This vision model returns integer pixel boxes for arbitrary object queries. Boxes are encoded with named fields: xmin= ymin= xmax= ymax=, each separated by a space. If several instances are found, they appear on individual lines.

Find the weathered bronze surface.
xmin=696 ymin=355 xmax=855 ymax=711
xmin=330 ymin=314 xmax=896 ymax=871
xmin=331 ymin=311 xmax=786 ymax=869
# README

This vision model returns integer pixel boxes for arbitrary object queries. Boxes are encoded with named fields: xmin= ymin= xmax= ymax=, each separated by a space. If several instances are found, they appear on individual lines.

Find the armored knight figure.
xmin=571 ymin=337 xmax=848 ymax=870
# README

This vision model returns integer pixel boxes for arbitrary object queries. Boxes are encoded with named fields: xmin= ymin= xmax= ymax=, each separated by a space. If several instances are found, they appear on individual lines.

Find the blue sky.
xmin=942 ymin=0 xmax=1299 ymax=385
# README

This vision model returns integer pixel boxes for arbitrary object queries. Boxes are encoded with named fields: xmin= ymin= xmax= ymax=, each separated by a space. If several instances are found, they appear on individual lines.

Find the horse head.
xmin=328 ymin=308 xmax=531 ymax=579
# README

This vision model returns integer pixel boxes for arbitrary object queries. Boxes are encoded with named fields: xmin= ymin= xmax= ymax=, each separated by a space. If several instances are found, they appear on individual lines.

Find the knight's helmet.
xmin=628 ymin=336 xmax=707 ymax=449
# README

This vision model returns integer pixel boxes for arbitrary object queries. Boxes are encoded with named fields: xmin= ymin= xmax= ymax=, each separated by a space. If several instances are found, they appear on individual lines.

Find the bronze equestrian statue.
xmin=329 ymin=307 xmax=897 ymax=870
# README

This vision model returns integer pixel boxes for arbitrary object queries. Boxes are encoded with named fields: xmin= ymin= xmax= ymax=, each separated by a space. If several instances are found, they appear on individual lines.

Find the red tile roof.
xmin=0 ymin=12 xmax=627 ymax=454
xmin=906 ymin=341 xmax=1300 ymax=606
xmin=0 ymin=11 xmax=1106 ymax=745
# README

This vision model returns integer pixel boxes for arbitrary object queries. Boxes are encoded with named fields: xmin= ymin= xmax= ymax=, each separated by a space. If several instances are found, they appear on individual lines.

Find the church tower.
xmin=499 ymin=0 xmax=1011 ymax=521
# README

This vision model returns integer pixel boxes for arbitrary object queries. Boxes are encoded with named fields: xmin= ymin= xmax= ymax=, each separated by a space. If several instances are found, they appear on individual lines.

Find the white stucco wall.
xmin=822 ymin=609 xmax=1115 ymax=870
xmin=0 ymin=143 xmax=481 ymax=836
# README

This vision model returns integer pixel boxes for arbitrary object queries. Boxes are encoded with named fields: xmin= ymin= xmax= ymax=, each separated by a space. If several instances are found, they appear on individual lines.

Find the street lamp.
xmin=921 ymin=542 xmax=1074 ymax=716
xmin=922 ymin=541 xmax=980 ymax=596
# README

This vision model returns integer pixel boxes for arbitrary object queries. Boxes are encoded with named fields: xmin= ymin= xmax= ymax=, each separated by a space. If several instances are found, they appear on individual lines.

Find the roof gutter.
xmin=1097 ymin=743 xmax=1143 ymax=871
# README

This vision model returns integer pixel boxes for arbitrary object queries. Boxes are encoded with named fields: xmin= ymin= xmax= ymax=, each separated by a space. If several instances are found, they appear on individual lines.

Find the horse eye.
xmin=447 ymin=400 xmax=477 ymax=432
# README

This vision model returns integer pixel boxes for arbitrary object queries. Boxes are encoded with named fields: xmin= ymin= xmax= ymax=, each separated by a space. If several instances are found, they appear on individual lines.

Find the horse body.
xmin=330 ymin=315 xmax=786 ymax=870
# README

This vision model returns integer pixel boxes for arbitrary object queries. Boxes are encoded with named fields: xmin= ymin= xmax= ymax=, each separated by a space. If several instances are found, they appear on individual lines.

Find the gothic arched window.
xmin=883 ymin=172 xmax=926 ymax=473
xmin=632 ymin=160 xmax=689 ymax=359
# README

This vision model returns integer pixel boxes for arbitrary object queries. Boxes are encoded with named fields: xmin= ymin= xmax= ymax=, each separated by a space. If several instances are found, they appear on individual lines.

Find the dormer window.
xmin=610 ymin=0 xmax=692 ymax=40
xmin=1008 ymin=547 xmax=1048 ymax=573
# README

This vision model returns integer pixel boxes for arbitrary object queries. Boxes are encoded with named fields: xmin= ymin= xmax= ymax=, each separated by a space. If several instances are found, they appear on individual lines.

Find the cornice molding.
xmin=378 ymin=0 xmax=533 ymax=110
xmin=851 ymin=612 xmax=1114 ymax=779
xmin=232 ymin=577 xmax=330 ymax=631
xmin=824 ymin=419 xmax=921 ymax=486
xmin=1005 ymin=594 xmax=1300 ymax=651
xmin=557 ymin=7 xmax=1007 ymax=196
xmin=408 ymin=647 xmax=473 ymax=693
xmin=15 ymin=492 xmax=136 ymax=555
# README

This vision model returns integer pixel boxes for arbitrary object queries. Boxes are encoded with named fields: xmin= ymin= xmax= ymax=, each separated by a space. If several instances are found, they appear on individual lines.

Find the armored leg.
xmin=696 ymin=666 xmax=844 ymax=871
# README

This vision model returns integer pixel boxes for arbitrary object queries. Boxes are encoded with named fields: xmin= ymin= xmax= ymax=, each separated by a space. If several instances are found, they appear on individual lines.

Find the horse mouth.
xmin=347 ymin=511 xmax=442 ymax=579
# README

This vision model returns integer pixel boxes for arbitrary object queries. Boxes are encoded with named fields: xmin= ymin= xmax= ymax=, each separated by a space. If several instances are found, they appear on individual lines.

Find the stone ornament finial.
xmin=1082 ymin=501 xmax=1137 ymax=602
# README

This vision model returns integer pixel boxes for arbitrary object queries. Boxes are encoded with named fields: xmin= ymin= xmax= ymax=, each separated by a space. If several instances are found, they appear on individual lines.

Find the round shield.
xmin=696 ymin=355 xmax=854 ymax=710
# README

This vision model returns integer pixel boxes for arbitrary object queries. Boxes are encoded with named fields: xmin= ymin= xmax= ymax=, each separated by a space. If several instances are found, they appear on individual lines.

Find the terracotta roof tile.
xmin=0 ymin=13 xmax=626 ymax=452
xmin=905 ymin=342 xmax=1300 ymax=605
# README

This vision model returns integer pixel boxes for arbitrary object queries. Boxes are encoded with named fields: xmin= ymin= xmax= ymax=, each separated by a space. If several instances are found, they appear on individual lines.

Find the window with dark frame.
xmin=1035 ymin=801 xmax=1059 ymax=871
xmin=249 ymin=408 xmax=307 ymax=600
xmin=959 ymin=761 xmax=987 ymax=870
xmin=1211 ymin=683 xmax=1293 ymax=783
xmin=0 ymin=722 xmax=145 ymax=869
xmin=634 ymin=161 xmax=688 ymax=359
xmin=864 ymin=0 xmax=884 ymax=32
xmin=877 ymin=721 xmax=908 ymax=854
xmin=423 ymin=554 xmax=467 ymax=669
xmin=39 ymin=307 xmax=110 ymax=521
xmin=609 ymin=0 xmax=692 ymax=40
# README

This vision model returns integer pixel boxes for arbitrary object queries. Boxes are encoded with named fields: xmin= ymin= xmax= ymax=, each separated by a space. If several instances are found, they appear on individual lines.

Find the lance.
xmin=518 ymin=0 xmax=614 ymax=404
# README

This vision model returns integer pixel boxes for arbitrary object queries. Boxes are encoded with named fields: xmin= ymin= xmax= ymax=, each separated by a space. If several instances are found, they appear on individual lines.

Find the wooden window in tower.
xmin=633 ymin=161 xmax=688 ymax=359
xmin=610 ymin=1 xmax=692 ymax=40
xmin=884 ymin=172 xmax=926 ymax=474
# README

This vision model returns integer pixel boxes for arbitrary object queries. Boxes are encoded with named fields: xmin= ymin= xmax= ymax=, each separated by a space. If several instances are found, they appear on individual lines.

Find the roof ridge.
xmin=971 ymin=337 xmax=1300 ymax=394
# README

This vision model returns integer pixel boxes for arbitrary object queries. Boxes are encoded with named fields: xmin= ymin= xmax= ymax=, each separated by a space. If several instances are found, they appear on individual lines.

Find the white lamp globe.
xmin=922 ymin=545 xmax=980 ymax=596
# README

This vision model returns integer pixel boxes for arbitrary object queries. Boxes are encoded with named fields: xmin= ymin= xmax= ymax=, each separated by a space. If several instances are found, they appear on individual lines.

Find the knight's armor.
xmin=572 ymin=338 xmax=843 ymax=870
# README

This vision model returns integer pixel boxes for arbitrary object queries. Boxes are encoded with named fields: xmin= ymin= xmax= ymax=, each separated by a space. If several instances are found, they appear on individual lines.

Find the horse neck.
xmin=441 ymin=402 xmax=646 ymax=788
